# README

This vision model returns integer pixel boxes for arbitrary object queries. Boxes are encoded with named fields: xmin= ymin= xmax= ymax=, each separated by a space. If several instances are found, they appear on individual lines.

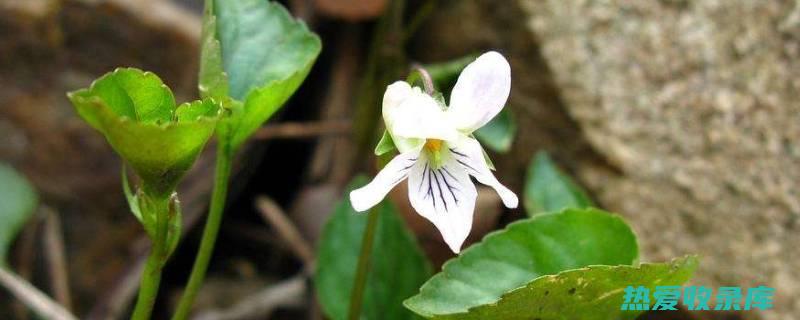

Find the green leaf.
xmin=404 ymin=208 xmax=641 ymax=318
xmin=474 ymin=108 xmax=516 ymax=153
xmin=524 ymin=151 xmax=593 ymax=216
xmin=83 ymin=68 xmax=176 ymax=124
xmin=215 ymin=0 xmax=320 ymax=101
xmin=224 ymin=76 xmax=307 ymax=149
xmin=165 ymin=195 xmax=182 ymax=257
xmin=316 ymin=177 xmax=432 ymax=320
xmin=374 ymin=130 xmax=396 ymax=156
xmin=198 ymin=0 xmax=228 ymax=102
xmin=175 ymin=99 xmax=221 ymax=122
xmin=409 ymin=256 xmax=698 ymax=320
xmin=0 ymin=163 xmax=38 ymax=265
xmin=204 ymin=0 xmax=322 ymax=149
xmin=68 ymin=68 xmax=220 ymax=196
xmin=121 ymin=166 xmax=144 ymax=226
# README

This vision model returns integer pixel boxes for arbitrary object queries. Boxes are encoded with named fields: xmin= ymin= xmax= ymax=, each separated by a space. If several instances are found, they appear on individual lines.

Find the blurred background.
xmin=1 ymin=0 xmax=798 ymax=319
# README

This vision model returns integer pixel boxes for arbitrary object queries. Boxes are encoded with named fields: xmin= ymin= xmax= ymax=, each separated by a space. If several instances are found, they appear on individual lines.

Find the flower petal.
xmin=447 ymin=51 xmax=511 ymax=132
xmin=383 ymin=80 xmax=413 ymax=110
xmin=383 ymin=81 xmax=458 ymax=144
xmin=407 ymin=152 xmax=477 ymax=253
xmin=350 ymin=149 xmax=421 ymax=212
xmin=450 ymin=137 xmax=518 ymax=208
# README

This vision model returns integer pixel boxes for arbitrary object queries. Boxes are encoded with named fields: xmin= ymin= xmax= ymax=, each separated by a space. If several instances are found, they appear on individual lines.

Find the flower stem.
xmin=408 ymin=65 xmax=435 ymax=95
xmin=130 ymin=242 xmax=165 ymax=320
xmin=347 ymin=206 xmax=380 ymax=320
xmin=131 ymin=194 xmax=170 ymax=320
xmin=171 ymin=142 xmax=232 ymax=320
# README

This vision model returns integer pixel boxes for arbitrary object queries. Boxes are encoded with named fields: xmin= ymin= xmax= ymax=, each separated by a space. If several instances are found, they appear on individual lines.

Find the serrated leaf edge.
xmin=67 ymin=67 xmax=222 ymax=131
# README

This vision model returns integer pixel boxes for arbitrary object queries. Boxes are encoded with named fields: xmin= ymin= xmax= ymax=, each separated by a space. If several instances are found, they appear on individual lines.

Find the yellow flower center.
xmin=424 ymin=139 xmax=443 ymax=152
xmin=424 ymin=139 xmax=445 ymax=168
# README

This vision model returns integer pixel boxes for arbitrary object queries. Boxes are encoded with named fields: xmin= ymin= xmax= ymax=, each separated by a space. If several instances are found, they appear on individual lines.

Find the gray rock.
xmin=413 ymin=0 xmax=800 ymax=318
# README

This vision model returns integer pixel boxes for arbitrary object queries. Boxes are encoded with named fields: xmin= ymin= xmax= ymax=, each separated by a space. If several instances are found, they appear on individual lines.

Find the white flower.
xmin=349 ymin=51 xmax=518 ymax=253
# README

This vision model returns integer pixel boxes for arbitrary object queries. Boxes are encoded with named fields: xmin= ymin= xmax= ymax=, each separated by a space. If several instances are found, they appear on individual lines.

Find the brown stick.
xmin=11 ymin=212 xmax=40 ymax=319
xmin=0 ymin=268 xmax=78 ymax=320
xmin=308 ymin=25 xmax=361 ymax=184
xmin=252 ymin=121 xmax=351 ymax=140
xmin=42 ymin=206 xmax=73 ymax=311
xmin=193 ymin=273 xmax=306 ymax=320
xmin=254 ymin=196 xmax=315 ymax=268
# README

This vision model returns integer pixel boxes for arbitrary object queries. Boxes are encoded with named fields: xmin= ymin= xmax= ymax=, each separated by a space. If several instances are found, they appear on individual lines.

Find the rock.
xmin=412 ymin=0 xmax=800 ymax=318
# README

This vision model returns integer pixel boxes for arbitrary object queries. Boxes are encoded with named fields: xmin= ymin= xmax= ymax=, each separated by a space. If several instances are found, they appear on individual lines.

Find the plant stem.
xmin=408 ymin=65 xmax=435 ymax=95
xmin=130 ymin=241 xmax=165 ymax=320
xmin=347 ymin=207 xmax=380 ymax=320
xmin=171 ymin=142 xmax=232 ymax=320
xmin=131 ymin=194 xmax=170 ymax=320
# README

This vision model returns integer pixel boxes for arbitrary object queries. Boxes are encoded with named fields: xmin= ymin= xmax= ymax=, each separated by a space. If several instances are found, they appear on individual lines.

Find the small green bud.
xmin=68 ymin=68 xmax=221 ymax=197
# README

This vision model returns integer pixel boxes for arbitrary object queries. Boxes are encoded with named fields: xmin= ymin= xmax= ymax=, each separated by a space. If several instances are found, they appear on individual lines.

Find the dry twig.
xmin=11 ymin=213 xmax=40 ymax=319
xmin=255 ymin=196 xmax=315 ymax=268
xmin=253 ymin=121 xmax=351 ymax=140
xmin=42 ymin=206 xmax=73 ymax=311
xmin=0 ymin=267 xmax=78 ymax=320
xmin=308 ymin=26 xmax=360 ymax=184
xmin=193 ymin=274 xmax=306 ymax=320
xmin=190 ymin=197 xmax=314 ymax=320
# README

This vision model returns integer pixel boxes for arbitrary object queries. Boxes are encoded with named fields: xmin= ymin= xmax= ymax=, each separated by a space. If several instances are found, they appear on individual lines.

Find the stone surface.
xmin=413 ymin=0 xmax=800 ymax=318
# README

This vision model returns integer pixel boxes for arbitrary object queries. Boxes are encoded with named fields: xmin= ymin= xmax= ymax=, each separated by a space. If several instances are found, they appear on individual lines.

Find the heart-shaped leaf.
xmin=0 ymin=163 xmax=38 ymax=265
xmin=202 ymin=0 xmax=322 ymax=149
xmin=404 ymin=208 xmax=643 ymax=318
xmin=316 ymin=177 xmax=432 ymax=320
xmin=524 ymin=151 xmax=593 ymax=216
xmin=68 ymin=68 xmax=220 ymax=196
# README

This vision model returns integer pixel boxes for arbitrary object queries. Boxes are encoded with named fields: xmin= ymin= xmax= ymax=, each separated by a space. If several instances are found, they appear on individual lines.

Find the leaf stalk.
xmin=347 ymin=206 xmax=380 ymax=320
xmin=171 ymin=141 xmax=233 ymax=320
xmin=131 ymin=192 xmax=171 ymax=320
